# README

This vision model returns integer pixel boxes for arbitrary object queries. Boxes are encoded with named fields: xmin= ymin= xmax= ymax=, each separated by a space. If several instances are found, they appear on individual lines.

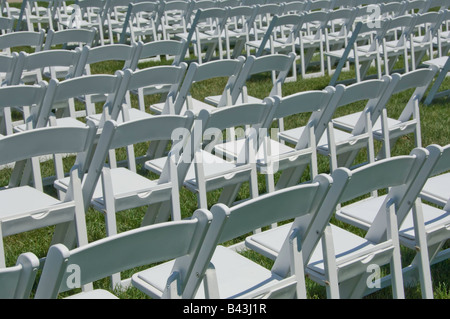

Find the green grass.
xmin=2 ymin=11 xmax=449 ymax=298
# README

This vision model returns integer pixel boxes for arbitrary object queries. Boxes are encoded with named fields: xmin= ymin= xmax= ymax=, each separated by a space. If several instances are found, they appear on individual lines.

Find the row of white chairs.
xmin=1 ymin=125 xmax=449 ymax=298
xmin=0 ymin=61 xmax=443 ymax=290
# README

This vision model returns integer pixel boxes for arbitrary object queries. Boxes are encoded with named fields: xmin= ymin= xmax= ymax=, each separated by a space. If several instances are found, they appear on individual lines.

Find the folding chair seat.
xmin=132 ymin=173 xmax=334 ymax=299
xmin=334 ymin=144 xmax=448 ymax=298
xmin=145 ymin=100 xmax=274 ymax=210
xmin=34 ymin=208 xmax=215 ymax=299
xmin=0 ymin=29 xmax=45 ymax=56
xmin=151 ymin=57 xmax=245 ymax=116
xmin=116 ymin=1 xmax=161 ymax=44
xmin=175 ymin=7 xmax=228 ymax=64
xmin=246 ymin=147 xmax=432 ymax=298
xmin=0 ymin=123 xmax=97 ymax=268
xmin=53 ymin=114 xmax=196 ymax=288
xmin=0 ymin=252 xmax=39 ymax=299
xmin=423 ymin=55 xmax=450 ymax=105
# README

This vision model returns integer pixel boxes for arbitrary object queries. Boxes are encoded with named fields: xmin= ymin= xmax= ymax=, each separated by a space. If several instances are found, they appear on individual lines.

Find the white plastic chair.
xmin=246 ymin=147 xmax=432 ymax=298
xmin=159 ymin=0 xmax=191 ymax=41
xmin=116 ymin=1 xmax=161 ymax=44
xmin=145 ymin=100 xmax=274 ymax=210
xmin=0 ymin=252 xmax=39 ymax=299
xmin=334 ymin=144 xmax=447 ymax=298
xmin=53 ymin=114 xmax=196 ymax=288
xmin=152 ymin=57 xmax=245 ymax=116
xmin=0 ymin=52 xmax=18 ymax=86
xmin=178 ymin=7 xmax=229 ymax=63
xmin=221 ymin=6 xmax=254 ymax=60
xmin=131 ymin=39 xmax=187 ymax=69
xmin=245 ymin=3 xmax=283 ymax=51
xmin=34 ymin=208 xmax=215 ymax=299
xmin=0 ymin=16 xmax=14 ymax=34
xmin=0 ymin=123 xmax=97 ymax=268
xmin=16 ymin=0 xmax=62 ymax=31
xmin=132 ymin=173 xmax=334 ymax=299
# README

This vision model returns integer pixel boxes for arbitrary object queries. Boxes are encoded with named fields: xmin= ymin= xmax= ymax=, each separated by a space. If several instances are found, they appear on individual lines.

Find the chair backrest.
xmin=172 ymin=56 xmax=246 ymax=114
xmin=74 ymin=42 xmax=142 ymax=77
xmin=43 ymin=28 xmax=97 ymax=50
xmin=0 ymin=29 xmax=45 ymax=55
xmin=426 ymin=143 xmax=450 ymax=178
xmin=116 ymin=63 xmax=188 ymax=117
xmin=131 ymin=38 xmax=187 ymax=69
xmin=11 ymin=49 xmax=82 ymax=85
xmin=80 ymin=113 xmax=196 ymax=211
xmin=36 ymin=71 xmax=125 ymax=127
xmin=0 ymin=252 xmax=40 ymax=299
xmin=34 ymin=208 xmax=214 ymax=299
xmin=0 ymin=82 xmax=47 ymax=134
xmin=159 ymin=0 xmax=191 ymax=40
xmin=230 ymin=53 xmax=296 ymax=105
xmin=183 ymin=172 xmax=333 ymax=297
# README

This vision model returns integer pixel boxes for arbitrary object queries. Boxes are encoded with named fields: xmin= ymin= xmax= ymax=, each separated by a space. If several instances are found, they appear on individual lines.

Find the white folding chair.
xmin=334 ymin=144 xmax=447 ymax=298
xmin=332 ymin=65 xmax=439 ymax=159
xmin=15 ymin=0 xmax=62 ymax=31
xmin=0 ymin=252 xmax=39 ymax=299
xmin=152 ymin=57 xmax=245 ymax=116
xmin=246 ymin=147 xmax=432 ymax=298
xmin=406 ymin=11 xmax=445 ymax=72
xmin=53 ymin=114 xmax=196 ymax=288
xmin=175 ymin=7 xmax=228 ymax=64
xmin=221 ymin=6 xmax=254 ymax=60
xmin=245 ymin=3 xmax=283 ymax=52
xmin=132 ymin=173 xmax=334 ymax=299
xmin=131 ymin=39 xmax=187 ymax=69
xmin=117 ymin=1 xmax=161 ymax=44
xmin=159 ymin=0 xmax=191 ymax=41
xmin=34 ymin=208 xmax=215 ymax=299
xmin=215 ymin=87 xmax=335 ymax=194
xmin=145 ymin=100 xmax=274 ymax=210
xmin=0 ymin=123 xmax=97 ymax=268
xmin=99 ymin=63 xmax=188 ymax=123
xmin=423 ymin=55 xmax=450 ymax=105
